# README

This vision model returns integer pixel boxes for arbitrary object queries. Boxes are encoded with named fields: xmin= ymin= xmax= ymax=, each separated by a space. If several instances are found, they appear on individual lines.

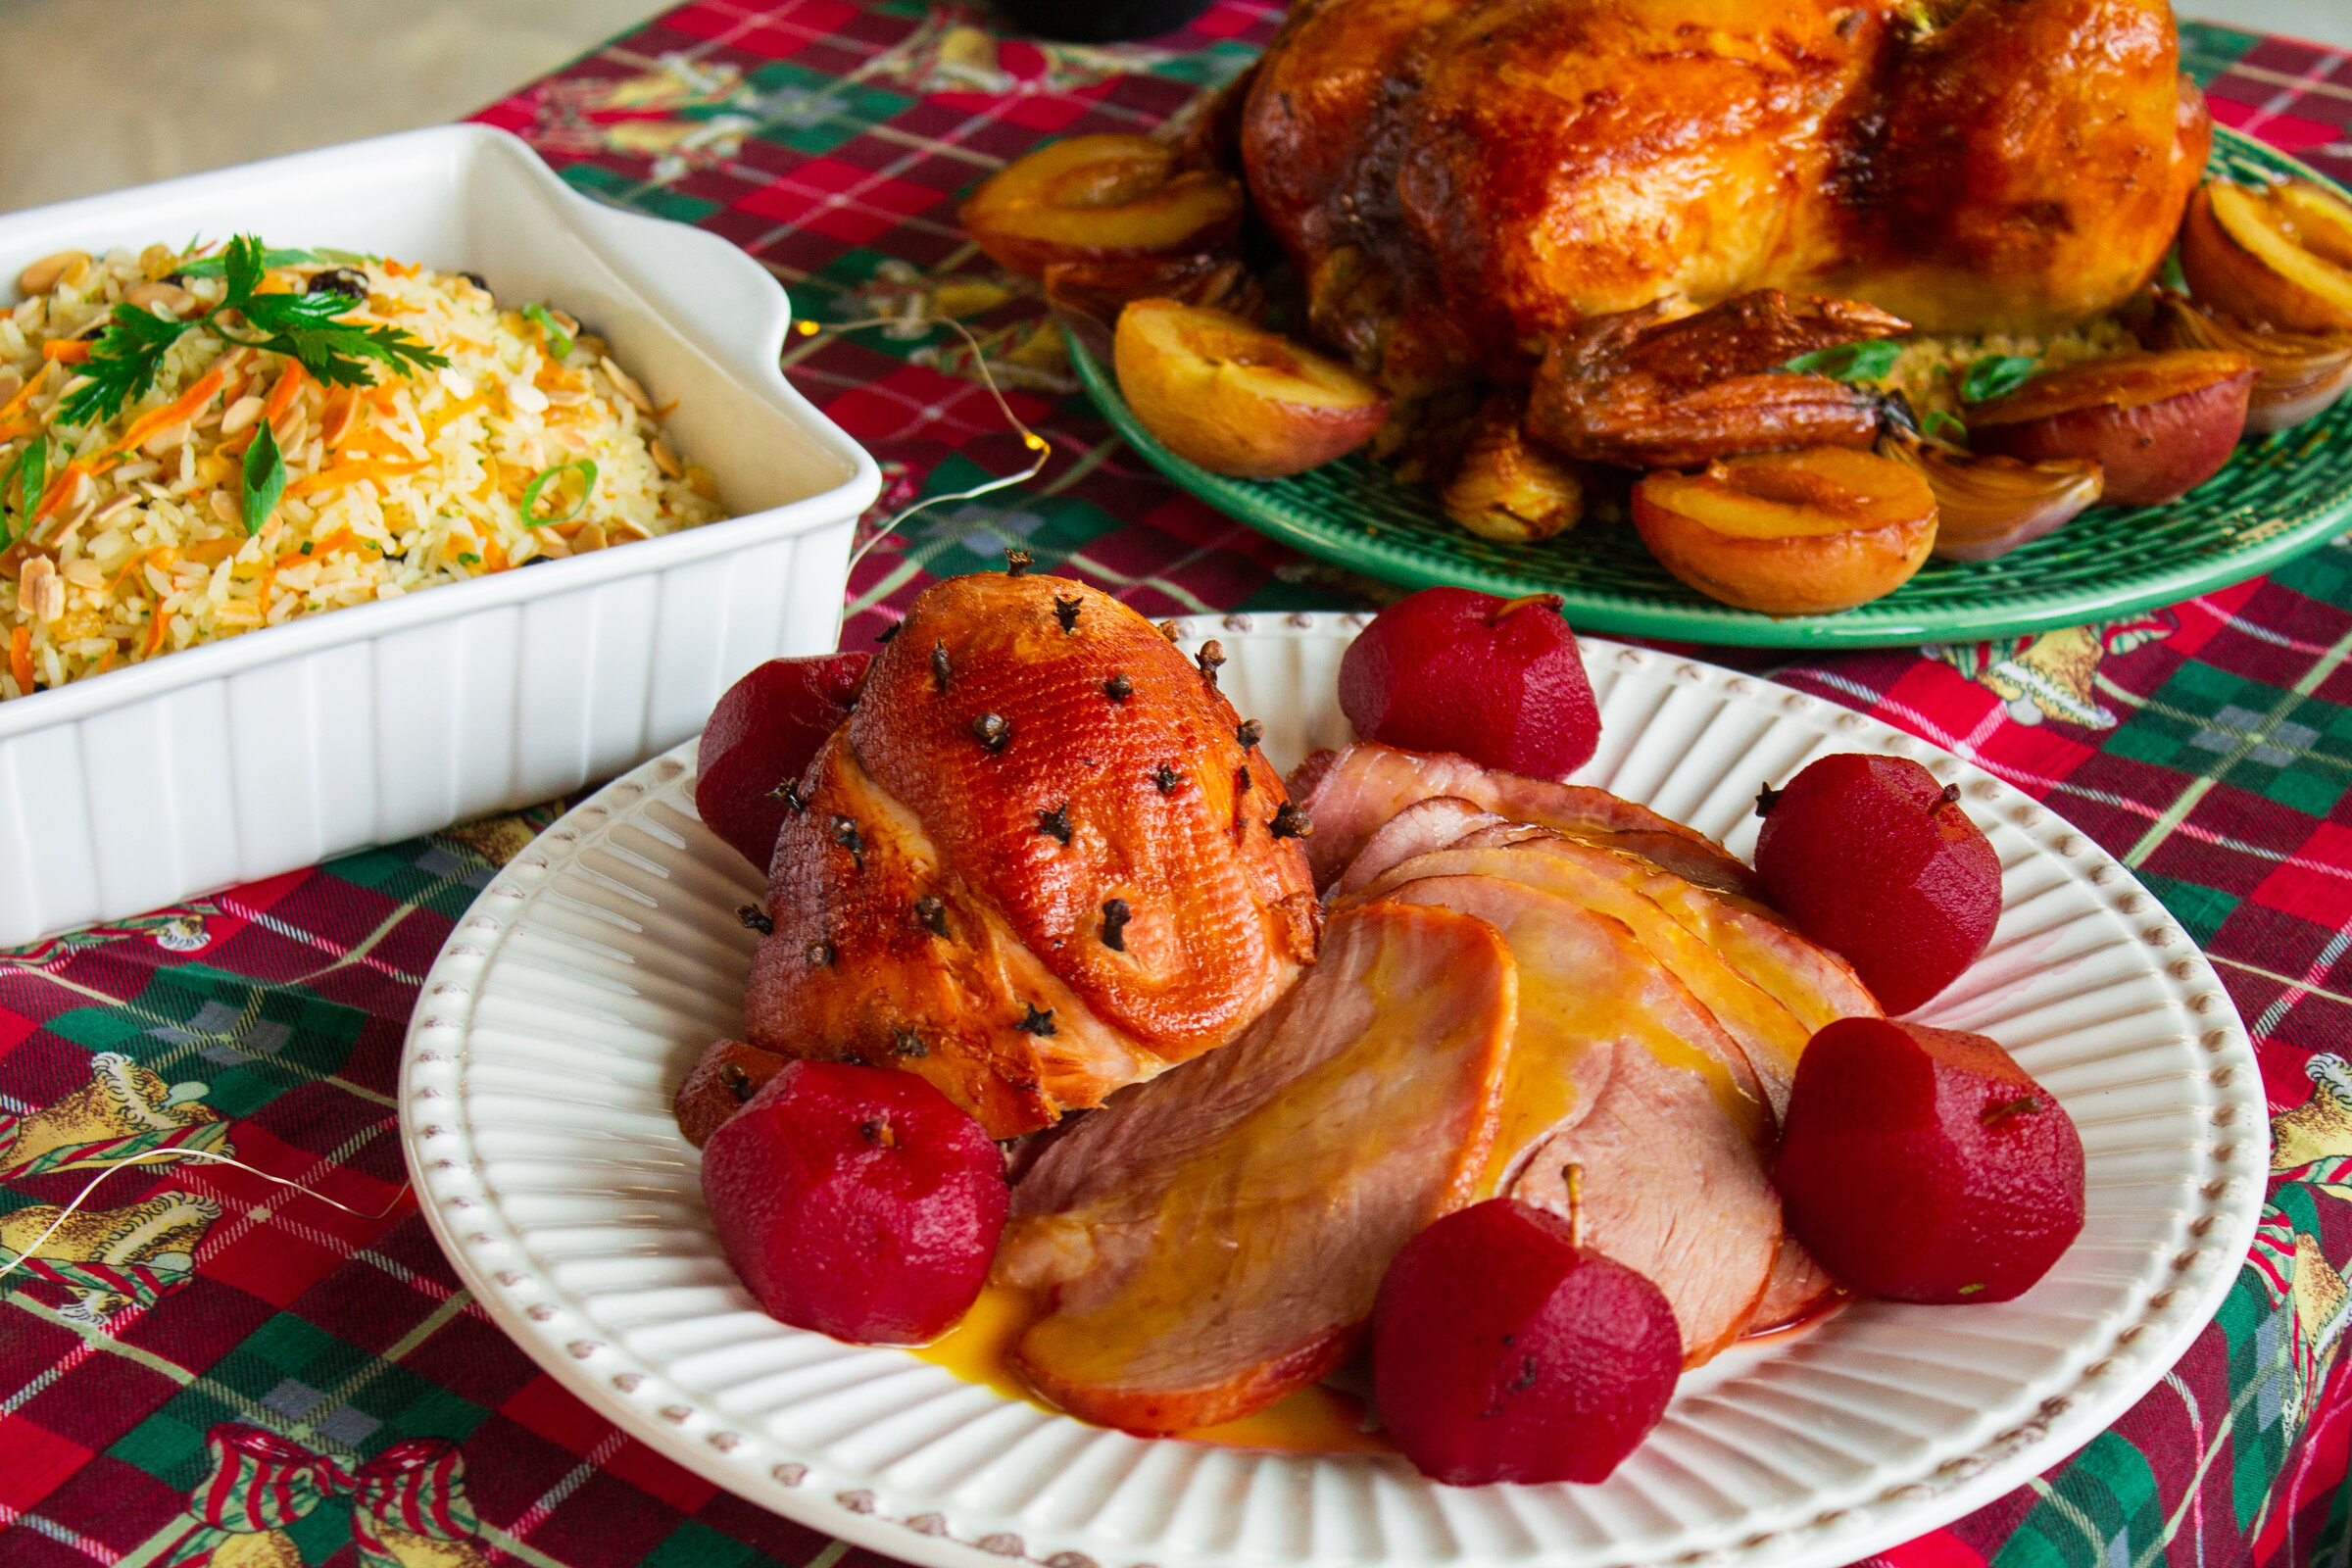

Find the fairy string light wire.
xmin=791 ymin=313 xmax=1054 ymax=567
xmin=0 ymin=1147 xmax=413 ymax=1292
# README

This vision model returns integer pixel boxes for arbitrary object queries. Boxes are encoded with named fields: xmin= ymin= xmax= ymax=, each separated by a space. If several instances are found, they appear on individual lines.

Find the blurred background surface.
xmin=0 ymin=0 xmax=2339 ymax=216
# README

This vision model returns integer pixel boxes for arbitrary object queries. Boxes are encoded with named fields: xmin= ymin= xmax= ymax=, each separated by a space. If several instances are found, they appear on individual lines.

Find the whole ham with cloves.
xmin=743 ymin=569 xmax=1320 ymax=1139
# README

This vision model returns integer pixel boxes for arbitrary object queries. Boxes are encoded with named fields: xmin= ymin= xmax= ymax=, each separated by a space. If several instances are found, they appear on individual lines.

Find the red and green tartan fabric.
xmin=5 ymin=4 xmax=2352 ymax=1565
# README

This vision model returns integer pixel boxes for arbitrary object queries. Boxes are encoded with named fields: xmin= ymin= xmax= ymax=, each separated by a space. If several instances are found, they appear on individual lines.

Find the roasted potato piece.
xmin=2180 ymin=178 xmax=2352 ymax=334
xmin=1965 ymin=351 xmax=2255 ymax=507
xmin=2141 ymin=288 xmax=2352 ymax=434
xmin=1114 ymin=298 xmax=1390 ymax=477
xmin=1633 ymin=447 xmax=1936 ymax=614
xmin=1442 ymin=393 xmax=1586 ymax=542
xmin=961 ymin=135 xmax=1245 ymax=278
xmin=1903 ymin=446 xmax=2103 ymax=563
xmin=1530 ymin=291 xmax=1912 ymax=468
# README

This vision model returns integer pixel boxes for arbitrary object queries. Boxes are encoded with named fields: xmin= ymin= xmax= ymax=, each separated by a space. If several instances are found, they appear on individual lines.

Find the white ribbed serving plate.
xmin=401 ymin=613 xmax=2265 ymax=1568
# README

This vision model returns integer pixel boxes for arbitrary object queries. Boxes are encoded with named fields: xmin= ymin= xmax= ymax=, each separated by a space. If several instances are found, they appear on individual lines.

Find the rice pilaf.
xmin=0 ymin=243 xmax=723 ymax=701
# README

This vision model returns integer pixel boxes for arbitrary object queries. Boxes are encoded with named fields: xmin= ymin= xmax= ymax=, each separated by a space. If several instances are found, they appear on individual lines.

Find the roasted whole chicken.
xmin=1241 ymin=0 xmax=2211 ymax=392
xmin=744 ymin=571 xmax=1320 ymax=1138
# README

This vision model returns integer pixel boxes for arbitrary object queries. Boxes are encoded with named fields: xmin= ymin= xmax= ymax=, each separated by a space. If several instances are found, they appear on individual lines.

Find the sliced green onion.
xmin=522 ymin=303 xmax=574 ymax=361
xmin=521 ymin=459 xmax=598 ymax=526
xmin=1924 ymin=409 xmax=1970 ymax=446
xmin=242 ymin=422 xmax=286 ymax=537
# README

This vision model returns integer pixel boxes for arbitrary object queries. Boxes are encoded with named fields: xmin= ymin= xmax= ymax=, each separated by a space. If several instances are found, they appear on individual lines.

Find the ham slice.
xmin=1376 ymin=874 xmax=1781 ymax=1362
xmin=1352 ymin=832 xmax=1877 ymax=1117
xmin=1291 ymin=742 xmax=1757 ymax=896
xmin=998 ymin=901 xmax=1517 ymax=1436
xmin=1328 ymin=796 xmax=1514 ymax=898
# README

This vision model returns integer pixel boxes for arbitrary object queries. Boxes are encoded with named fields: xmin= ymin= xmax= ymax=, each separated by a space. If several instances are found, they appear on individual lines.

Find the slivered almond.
xmin=573 ymin=521 xmax=608 ymax=553
xmin=220 ymin=395 xmax=265 ymax=437
xmin=599 ymin=355 xmax=653 ymax=414
xmin=649 ymin=436 xmax=682 ymax=477
xmin=142 ymin=421 xmax=191 ymax=457
xmin=19 ymin=556 xmax=63 ymax=621
xmin=17 ymin=251 xmax=89 ymax=295
xmin=210 ymin=490 xmax=240 ymax=526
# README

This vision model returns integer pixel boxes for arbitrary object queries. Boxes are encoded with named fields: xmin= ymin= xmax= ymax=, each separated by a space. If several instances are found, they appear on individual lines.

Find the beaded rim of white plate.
xmin=401 ymin=614 xmax=2266 ymax=1568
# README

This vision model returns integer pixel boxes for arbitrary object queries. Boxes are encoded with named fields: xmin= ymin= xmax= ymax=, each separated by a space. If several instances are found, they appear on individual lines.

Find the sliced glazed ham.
xmin=998 ymin=901 xmax=1517 ymax=1435
xmin=1290 ymin=742 xmax=1758 ymax=897
xmin=1328 ymin=796 xmax=1514 ymax=899
xmin=1349 ymin=832 xmax=1877 ymax=1117
xmin=1375 ymin=874 xmax=1781 ymax=1361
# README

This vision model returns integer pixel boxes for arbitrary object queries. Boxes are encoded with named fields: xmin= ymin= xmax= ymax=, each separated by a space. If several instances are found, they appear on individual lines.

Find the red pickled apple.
xmin=695 ymin=652 xmax=871 ymax=873
xmin=1774 ymin=1017 xmax=2084 ymax=1304
xmin=700 ymin=1060 xmax=1007 ymax=1345
xmin=1371 ymin=1198 xmax=1682 ymax=1486
xmin=1338 ymin=587 xmax=1602 ymax=779
xmin=1752 ymin=752 xmax=2001 ymax=1014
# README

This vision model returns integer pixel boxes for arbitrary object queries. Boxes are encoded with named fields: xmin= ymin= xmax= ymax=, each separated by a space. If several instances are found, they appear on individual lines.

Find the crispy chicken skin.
xmin=744 ymin=573 xmax=1320 ymax=1138
xmin=1241 ymin=0 xmax=2209 ymax=389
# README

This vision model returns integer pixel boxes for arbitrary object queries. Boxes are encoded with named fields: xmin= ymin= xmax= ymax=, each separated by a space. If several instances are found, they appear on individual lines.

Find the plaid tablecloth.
xmin=5 ymin=6 xmax=2352 ymax=1565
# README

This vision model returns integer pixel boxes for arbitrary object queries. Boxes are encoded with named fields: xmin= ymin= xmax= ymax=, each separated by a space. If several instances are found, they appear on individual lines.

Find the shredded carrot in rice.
xmin=0 ymin=244 xmax=719 ymax=700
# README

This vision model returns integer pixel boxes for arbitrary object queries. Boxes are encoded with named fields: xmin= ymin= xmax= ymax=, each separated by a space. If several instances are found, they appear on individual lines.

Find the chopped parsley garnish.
xmin=1924 ymin=409 xmax=1969 ymax=445
xmin=57 ymin=234 xmax=450 ymax=428
xmin=1960 ymin=355 xmax=2039 ymax=405
xmin=1781 ymin=340 xmax=1904 ymax=382
xmin=241 ymin=421 xmax=286 ymax=537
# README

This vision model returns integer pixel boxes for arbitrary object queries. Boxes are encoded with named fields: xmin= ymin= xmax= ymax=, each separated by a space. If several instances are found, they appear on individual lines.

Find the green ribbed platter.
xmin=1069 ymin=127 xmax=2352 ymax=649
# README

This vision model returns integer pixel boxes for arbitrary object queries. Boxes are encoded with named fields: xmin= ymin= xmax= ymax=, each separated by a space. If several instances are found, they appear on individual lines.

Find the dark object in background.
xmin=993 ymin=0 xmax=1213 ymax=42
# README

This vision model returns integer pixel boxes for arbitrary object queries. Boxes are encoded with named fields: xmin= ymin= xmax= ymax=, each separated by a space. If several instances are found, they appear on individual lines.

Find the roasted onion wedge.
xmin=1442 ymin=393 xmax=1586 ymax=542
xmin=2141 ymin=289 xmax=2352 ymax=434
xmin=1893 ymin=444 xmax=2103 ymax=563
xmin=961 ymin=134 xmax=1246 ymax=278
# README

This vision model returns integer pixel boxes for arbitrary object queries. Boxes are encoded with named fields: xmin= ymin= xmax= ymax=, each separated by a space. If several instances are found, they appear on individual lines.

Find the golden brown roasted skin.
xmin=1242 ymin=0 xmax=2210 ymax=388
xmin=744 ymin=572 xmax=1320 ymax=1137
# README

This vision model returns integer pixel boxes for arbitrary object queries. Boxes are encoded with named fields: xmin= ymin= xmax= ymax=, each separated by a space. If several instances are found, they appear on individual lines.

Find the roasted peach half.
xmin=1632 ymin=447 xmax=1936 ymax=615
xmin=2180 ymin=178 xmax=2352 ymax=334
xmin=960 ymin=135 xmax=1245 ymax=279
xmin=1965 ymin=351 xmax=2255 ymax=507
xmin=1114 ymin=298 xmax=1390 ymax=478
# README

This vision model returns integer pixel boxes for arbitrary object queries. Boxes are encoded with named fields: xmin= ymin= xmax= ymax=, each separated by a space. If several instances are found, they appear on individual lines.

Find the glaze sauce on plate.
xmin=910 ymin=1285 xmax=1394 ymax=1453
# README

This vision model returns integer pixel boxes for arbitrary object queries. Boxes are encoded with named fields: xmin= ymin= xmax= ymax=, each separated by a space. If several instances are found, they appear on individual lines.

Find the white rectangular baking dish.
xmin=0 ymin=123 xmax=880 ymax=947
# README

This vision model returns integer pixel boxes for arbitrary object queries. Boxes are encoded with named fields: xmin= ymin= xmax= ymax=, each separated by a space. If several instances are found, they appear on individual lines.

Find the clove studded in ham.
xmin=998 ymin=900 xmax=1518 ymax=1434
xmin=744 ymin=573 xmax=1320 ymax=1137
